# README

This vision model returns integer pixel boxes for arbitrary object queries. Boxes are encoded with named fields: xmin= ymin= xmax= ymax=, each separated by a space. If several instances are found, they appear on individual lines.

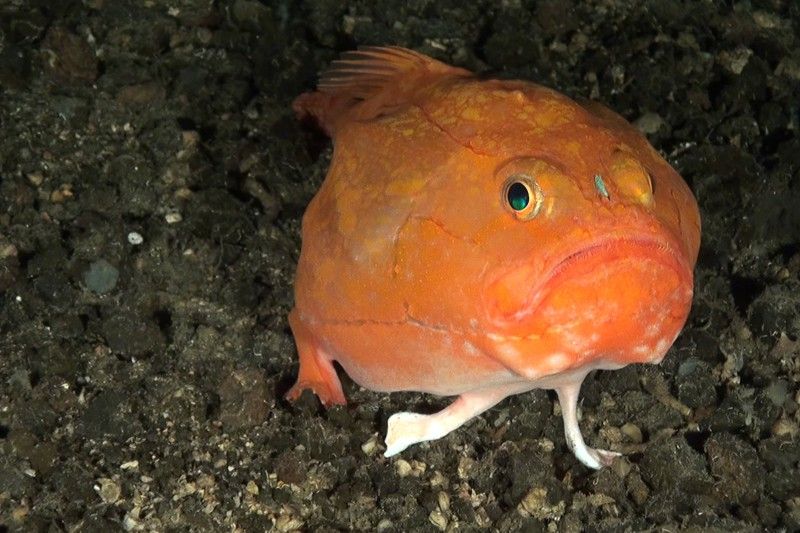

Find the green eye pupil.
xmin=507 ymin=182 xmax=530 ymax=211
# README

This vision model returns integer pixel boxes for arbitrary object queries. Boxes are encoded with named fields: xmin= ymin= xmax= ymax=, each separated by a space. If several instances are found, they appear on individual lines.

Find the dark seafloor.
xmin=1 ymin=0 xmax=799 ymax=531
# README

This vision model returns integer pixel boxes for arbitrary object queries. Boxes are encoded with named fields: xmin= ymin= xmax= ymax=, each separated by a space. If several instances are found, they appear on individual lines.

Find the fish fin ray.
xmin=293 ymin=46 xmax=472 ymax=135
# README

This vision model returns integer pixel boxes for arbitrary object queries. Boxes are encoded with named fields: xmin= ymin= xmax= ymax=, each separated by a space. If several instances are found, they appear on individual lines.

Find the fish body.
xmin=288 ymin=47 xmax=700 ymax=468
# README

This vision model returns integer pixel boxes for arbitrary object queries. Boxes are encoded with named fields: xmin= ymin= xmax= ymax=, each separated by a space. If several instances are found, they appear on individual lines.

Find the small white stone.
xmin=395 ymin=458 xmax=412 ymax=478
xmin=361 ymin=435 xmax=379 ymax=455
xmin=127 ymin=232 xmax=144 ymax=245
xmin=437 ymin=491 xmax=450 ymax=513
xmin=122 ymin=514 xmax=138 ymax=531
xmin=27 ymin=172 xmax=44 ymax=186
xmin=376 ymin=519 xmax=393 ymax=532
xmin=120 ymin=460 xmax=139 ymax=470
xmin=165 ymin=212 xmax=182 ymax=224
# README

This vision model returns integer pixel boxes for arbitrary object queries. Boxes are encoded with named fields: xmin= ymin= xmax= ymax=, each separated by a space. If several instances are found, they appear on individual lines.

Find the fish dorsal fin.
xmin=293 ymin=46 xmax=472 ymax=135
xmin=318 ymin=46 xmax=469 ymax=100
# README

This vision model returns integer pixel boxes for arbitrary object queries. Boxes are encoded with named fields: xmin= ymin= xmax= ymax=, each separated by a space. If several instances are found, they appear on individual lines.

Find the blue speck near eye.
xmin=594 ymin=174 xmax=609 ymax=199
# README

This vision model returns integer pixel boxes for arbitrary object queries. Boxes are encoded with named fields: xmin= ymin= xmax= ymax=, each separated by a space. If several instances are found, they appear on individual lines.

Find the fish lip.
xmin=490 ymin=231 xmax=692 ymax=326
xmin=548 ymin=233 xmax=689 ymax=281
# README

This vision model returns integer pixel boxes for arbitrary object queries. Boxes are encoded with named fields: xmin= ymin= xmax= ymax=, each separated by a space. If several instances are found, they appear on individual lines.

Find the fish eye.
xmin=503 ymin=174 xmax=543 ymax=220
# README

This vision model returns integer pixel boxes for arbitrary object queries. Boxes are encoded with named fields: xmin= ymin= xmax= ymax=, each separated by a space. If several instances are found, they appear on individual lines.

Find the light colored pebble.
xmin=361 ymin=435 xmax=379 ymax=455
xmin=429 ymin=470 xmax=447 ymax=487
xmin=437 ymin=491 xmax=450 ymax=513
xmin=429 ymin=510 xmax=448 ymax=531
xmin=457 ymin=456 xmax=475 ymax=479
xmin=274 ymin=514 xmax=303 ymax=532
xmin=635 ymin=112 xmax=664 ymax=135
xmin=519 ymin=486 xmax=566 ymax=520
xmin=376 ymin=518 xmax=393 ymax=532
xmin=621 ymin=422 xmax=643 ymax=443
xmin=395 ymin=458 xmax=412 ymax=477
xmin=773 ymin=418 xmax=799 ymax=438
xmin=127 ymin=231 xmax=143 ymax=245
xmin=97 ymin=478 xmax=121 ymax=504
xmin=27 ymin=171 xmax=44 ymax=186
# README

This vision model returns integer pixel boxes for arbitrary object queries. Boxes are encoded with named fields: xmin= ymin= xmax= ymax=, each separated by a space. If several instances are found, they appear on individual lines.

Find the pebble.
xmin=428 ymin=509 xmax=448 ymax=531
xmin=41 ymin=26 xmax=98 ymax=83
xmin=457 ymin=456 xmax=476 ymax=479
xmin=376 ymin=518 xmax=393 ymax=532
xmin=165 ymin=212 xmax=182 ymax=224
xmin=627 ymin=472 xmax=650 ymax=506
xmin=635 ymin=112 xmax=664 ymax=135
xmin=772 ymin=418 xmax=799 ymax=438
xmin=621 ymin=422 xmax=643 ymax=444
xmin=274 ymin=514 xmax=303 ymax=532
xmin=96 ymin=478 xmax=121 ymax=504
xmin=27 ymin=172 xmax=44 ymax=186
xmin=127 ymin=232 xmax=144 ymax=245
xmin=519 ymin=486 xmax=566 ymax=520
xmin=718 ymin=46 xmax=753 ymax=75
xmin=218 ymin=369 xmax=270 ymax=431
xmin=0 ymin=242 xmax=17 ymax=260
xmin=83 ymin=259 xmax=119 ymax=294
xmin=361 ymin=435 xmax=379 ymax=455
xmin=395 ymin=458 xmax=412 ymax=477
xmin=437 ymin=491 xmax=450 ymax=512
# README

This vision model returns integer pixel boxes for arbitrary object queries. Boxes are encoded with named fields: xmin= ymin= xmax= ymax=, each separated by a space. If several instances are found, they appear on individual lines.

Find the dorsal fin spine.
xmin=293 ymin=46 xmax=472 ymax=136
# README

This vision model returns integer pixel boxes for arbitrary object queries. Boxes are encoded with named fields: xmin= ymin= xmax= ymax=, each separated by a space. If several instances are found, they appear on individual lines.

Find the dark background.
xmin=1 ymin=0 xmax=799 ymax=530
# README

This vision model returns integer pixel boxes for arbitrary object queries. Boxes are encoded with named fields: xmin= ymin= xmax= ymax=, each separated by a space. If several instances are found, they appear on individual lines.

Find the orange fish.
xmin=288 ymin=46 xmax=700 ymax=469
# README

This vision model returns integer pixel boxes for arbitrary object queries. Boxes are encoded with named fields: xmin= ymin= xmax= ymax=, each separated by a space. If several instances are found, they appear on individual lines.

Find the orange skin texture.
xmin=288 ymin=47 xmax=701 ymax=406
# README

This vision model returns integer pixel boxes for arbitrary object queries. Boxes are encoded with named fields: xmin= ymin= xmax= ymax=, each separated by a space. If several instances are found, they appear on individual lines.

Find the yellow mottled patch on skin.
xmin=636 ymin=189 xmax=653 ymax=206
xmin=356 ymin=237 xmax=389 ymax=263
xmin=386 ymin=177 xmax=427 ymax=196
xmin=460 ymin=107 xmax=483 ymax=120
xmin=565 ymin=140 xmax=583 ymax=156
xmin=382 ymin=109 xmax=435 ymax=136
xmin=610 ymin=153 xmax=654 ymax=207
xmin=543 ymin=198 xmax=556 ymax=218
xmin=336 ymin=149 xmax=359 ymax=179
xmin=331 ymin=172 xmax=347 ymax=197
xmin=534 ymin=99 xmax=575 ymax=128
xmin=336 ymin=206 xmax=357 ymax=236
xmin=334 ymin=185 xmax=365 ymax=236
xmin=480 ymin=138 xmax=499 ymax=153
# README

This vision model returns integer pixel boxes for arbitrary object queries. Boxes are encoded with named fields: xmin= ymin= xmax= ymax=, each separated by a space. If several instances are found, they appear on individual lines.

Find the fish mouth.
xmin=486 ymin=232 xmax=693 ymax=326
